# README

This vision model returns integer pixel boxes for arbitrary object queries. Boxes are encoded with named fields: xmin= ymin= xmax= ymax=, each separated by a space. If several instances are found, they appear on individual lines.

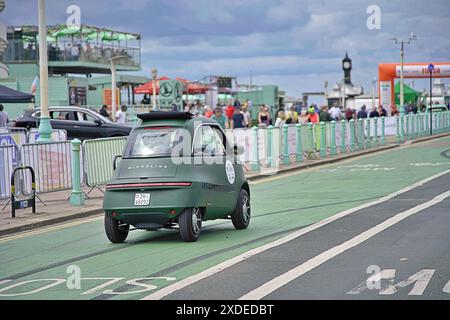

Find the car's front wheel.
xmin=104 ymin=214 xmax=129 ymax=243
xmin=179 ymin=207 xmax=202 ymax=242
xmin=231 ymin=189 xmax=251 ymax=230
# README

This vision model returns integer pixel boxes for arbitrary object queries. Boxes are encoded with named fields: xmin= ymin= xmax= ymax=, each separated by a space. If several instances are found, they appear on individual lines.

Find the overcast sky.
xmin=2 ymin=0 xmax=450 ymax=99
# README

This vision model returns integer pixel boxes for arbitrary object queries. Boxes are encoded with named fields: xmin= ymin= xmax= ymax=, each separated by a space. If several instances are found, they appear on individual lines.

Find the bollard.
xmin=308 ymin=123 xmax=314 ymax=153
xmin=340 ymin=120 xmax=346 ymax=154
xmin=349 ymin=119 xmax=355 ymax=152
xmin=70 ymin=139 xmax=85 ymax=206
xmin=282 ymin=124 xmax=290 ymax=165
xmin=396 ymin=116 xmax=400 ymax=143
xmin=251 ymin=126 xmax=260 ymax=171
xmin=425 ymin=113 xmax=429 ymax=135
xmin=374 ymin=117 xmax=379 ymax=146
xmin=414 ymin=113 xmax=418 ymax=138
xmin=418 ymin=113 xmax=423 ymax=137
xmin=267 ymin=125 xmax=273 ymax=168
xmin=399 ymin=114 xmax=405 ymax=143
xmin=357 ymin=119 xmax=363 ymax=150
xmin=381 ymin=116 xmax=386 ymax=145
xmin=319 ymin=122 xmax=326 ymax=158
xmin=365 ymin=118 xmax=371 ymax=149
xmin=405 ymin=114 xmax=410 ymax=140
xmin=296 ymin=123 xmax=303 ymax=162
xmin=330 ymin=121 xmax=337 ymax=156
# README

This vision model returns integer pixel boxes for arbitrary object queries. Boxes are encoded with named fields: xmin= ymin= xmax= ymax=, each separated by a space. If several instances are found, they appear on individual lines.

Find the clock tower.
xmin=342 ymin=52 xmax=352 ymax=85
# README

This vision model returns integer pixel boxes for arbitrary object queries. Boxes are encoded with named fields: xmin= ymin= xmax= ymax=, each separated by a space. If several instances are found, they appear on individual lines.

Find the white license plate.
xmin=134 ymin=193 xmax=150 ymax=206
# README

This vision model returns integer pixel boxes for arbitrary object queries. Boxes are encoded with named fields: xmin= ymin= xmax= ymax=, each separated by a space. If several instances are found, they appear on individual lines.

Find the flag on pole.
xmin=30 ymin=76 xmax=39 ymax=95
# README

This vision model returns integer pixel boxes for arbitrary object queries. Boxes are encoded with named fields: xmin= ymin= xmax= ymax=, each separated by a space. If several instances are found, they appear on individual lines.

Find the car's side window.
xmin=77 ymin=112 xmax=97 ymax=123
xmin=50 ymin=111 xmax=70 ymax=120
xmin=211 ymin=126 xmax=226 ymax=155
xmin=193 ymin=125 xmax=225 ymax=157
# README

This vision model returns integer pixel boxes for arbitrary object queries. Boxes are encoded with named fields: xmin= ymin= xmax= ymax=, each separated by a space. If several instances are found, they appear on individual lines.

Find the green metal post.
xmin=396 ymin=116 xmax=400 ymax=143
xmin=405 ymin=114 xmax=410 ymax=140
xmin=418 ymin=113 xmax=423 ymax=136
xmin=381 ymin=116 xmax=386 ymax=145
xmin=400 ymin=114 xmax=405 ymax=143
xmin=330 ymin=121 xmax=337 ymax=156
xmin=319 ymin=122 xmax=326 ymax=158
xmin=308 ymin=123 xmax=314 ymax=153
xmin=70 ymin=139 xmax=85 ymax=206
xmin=374 ymin=117 xmax=379 ymax=146
xmin=424 ymin=113 xmax=429 ymax=136
xmin=349 ymin=119 xmax=355 ymax=152
xmin=282 ymin=124 xmax=289 ymax=165
xmin=357 ymin=119 xmax=363 ymax=150
xmin=267 ymin=125 xmax=273 ymax=167
xmin=340 ymin=120 xmax=346 ymax=154
xmin=295 ymin=124 xmax=303 ymax=162
xmin=365 ymin=118 xmax=371 ymax=149
xmin=251 ymin=126 xmax=260 ymax=171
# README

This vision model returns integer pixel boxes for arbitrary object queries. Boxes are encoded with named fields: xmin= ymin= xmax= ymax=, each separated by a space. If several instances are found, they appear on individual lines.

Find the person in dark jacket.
xmin=378 ymin=105 xmax=388 ymax=117
xmin=369 ymin=107 xmax=380 ymax=118
xmin=99 ymin=104 xmax=111 ymax=120
xmin=357 ymin=105 xmax=368 ymax=119
xmin=319 ymin=106 xmax=332 ymax=122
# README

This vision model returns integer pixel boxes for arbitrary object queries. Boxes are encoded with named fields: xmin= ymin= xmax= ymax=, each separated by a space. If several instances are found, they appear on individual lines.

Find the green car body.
xmin=103 ymin=112 xmax=250 ymax=243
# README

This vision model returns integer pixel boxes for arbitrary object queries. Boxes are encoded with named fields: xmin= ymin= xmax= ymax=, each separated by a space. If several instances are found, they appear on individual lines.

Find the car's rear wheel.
xmin=104 ymin=214 xmax=129 ymax=243
xmin=179 ymin=207 xmax=202 ymax=242
xmin=231 ymin=189 xmax=251 ymax=230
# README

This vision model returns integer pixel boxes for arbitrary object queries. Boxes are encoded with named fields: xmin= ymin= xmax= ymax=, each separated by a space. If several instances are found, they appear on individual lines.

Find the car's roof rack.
xmin=137 ymin=111 xmax=194 ymax=121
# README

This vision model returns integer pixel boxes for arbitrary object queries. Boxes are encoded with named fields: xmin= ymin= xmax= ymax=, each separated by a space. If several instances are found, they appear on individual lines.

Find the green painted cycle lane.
xmin=0 ymin=137 xmax=449 ymax=300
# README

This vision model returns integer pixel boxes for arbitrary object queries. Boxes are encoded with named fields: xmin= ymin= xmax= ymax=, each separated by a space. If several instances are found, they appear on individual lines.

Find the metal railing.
xmin=20 ymin=141 xmax=73 ymax=194
xmin=0 ymin=144 xmax=19 ymax=199
xmin=82 ymin=136 xmax=127 ymax=188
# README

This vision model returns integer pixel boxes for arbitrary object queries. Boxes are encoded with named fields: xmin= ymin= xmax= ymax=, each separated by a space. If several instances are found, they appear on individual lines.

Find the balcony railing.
xmin=4 ymin=38 xmax=140 ymax=69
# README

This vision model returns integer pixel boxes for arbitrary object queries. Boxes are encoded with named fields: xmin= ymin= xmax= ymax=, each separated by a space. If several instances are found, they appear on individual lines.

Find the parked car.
xmin=103 ymin=111 xmax=250 ymax=243
xmin=425 ymin=105 xmax=448 ymax=113
xmin=15 ymin=106 xmax=133 ymax=140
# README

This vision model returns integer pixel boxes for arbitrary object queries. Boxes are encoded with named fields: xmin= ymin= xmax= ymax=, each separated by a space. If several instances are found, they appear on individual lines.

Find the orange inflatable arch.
xmin=378 ymin=62 xmax=450 ymax=112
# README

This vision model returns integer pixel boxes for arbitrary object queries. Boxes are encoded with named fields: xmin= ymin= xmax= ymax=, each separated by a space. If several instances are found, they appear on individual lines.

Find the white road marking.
xmin=239 ymin=190 xmax=450 ymax=300
xmin=141 ymin=169 xmax=450 ymax=300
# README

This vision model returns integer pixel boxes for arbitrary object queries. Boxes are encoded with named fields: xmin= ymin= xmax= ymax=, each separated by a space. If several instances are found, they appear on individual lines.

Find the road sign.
xmin=428 ymin=64 xmax=435 ymax=73
xmin=159 ymin=80 xmax=184 ymax=111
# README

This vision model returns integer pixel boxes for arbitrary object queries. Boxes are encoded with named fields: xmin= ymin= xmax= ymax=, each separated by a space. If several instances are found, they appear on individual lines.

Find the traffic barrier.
xmin=82 ymin=136 xmax=127 ymax=188
xmin=20 ymin=141 xmax=73 ymax=194
xmin=10 ymin=166 xmax=36 ymax=218
xmin=28 ymin=129 xmax=67 ymax=143
xmin=0 ymin=145 xmax=19 ymax=200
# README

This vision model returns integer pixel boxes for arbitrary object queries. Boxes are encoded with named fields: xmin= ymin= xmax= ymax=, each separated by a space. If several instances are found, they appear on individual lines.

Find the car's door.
xmin=45 ymin=110 xmax=79 ymax=139
xmin=192 ymin=124 xmax=234 ymax=217
xmin=73 ymin=110 xmax=106 ymax=140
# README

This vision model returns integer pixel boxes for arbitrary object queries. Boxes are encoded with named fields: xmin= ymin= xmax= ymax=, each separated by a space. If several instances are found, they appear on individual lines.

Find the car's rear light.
xmin=144 ymin=126 xmax=174 ymax=130
xmin=106 ymin=182 xmax=192 ymax=189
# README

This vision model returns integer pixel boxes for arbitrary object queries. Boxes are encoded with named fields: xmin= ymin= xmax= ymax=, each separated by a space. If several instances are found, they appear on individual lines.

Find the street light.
xmin=390 ymin=33 xmax=417 ymax=114
xmin=108 ymin=55 xmax=127 ymax=122
xmin=151 ymin=67 xmax=158 ymax=110
xmin=36 ymin=0 xmax=52 ymax=142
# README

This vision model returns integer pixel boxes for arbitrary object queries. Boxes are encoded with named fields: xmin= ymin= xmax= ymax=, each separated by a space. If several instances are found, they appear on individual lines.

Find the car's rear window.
xmin=124 ymin=127 xmax=184 ymax=158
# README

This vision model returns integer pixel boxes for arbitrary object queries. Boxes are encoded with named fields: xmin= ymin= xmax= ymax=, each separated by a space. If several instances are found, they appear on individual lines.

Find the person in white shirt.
xmin=0 ymin=104 xmax=9 ymax=127
xmin=329 ymin=104 xmax=341 ymax=121
xmin=116 ymin=105 xmax=127 ymax=124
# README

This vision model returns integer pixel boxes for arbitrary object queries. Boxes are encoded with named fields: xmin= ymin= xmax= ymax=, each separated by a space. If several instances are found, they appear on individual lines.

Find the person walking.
xmin=319 ymin=106 xmax=332 ymax=122
xmin=258 ymin=105 xmax=270 ymax=127
xmin=378 ymin=105 xmax=388 ymax=117
xmin=329 ymin=104 xmax=341 ymax=121
xmin=0 ymin=104 xmax=9 ymax=127
xmin=275 ymin=110 xmax=287 ymax=127
xmin=369 ymin=106 xmax=380 ymax=118
xmin=306 ymin=107 xmax=319 ymax=123
xmin=357 ymin=105 xmax=368 ymax=119
xmin=99 ymin=104 xmax=111 ymax=120
xmin=116 ymin=105 xmax=127 ymax=124
xmin=211 ymin=107 xmax=228 ymax=129
xmin=286 ymin=105 xmax=299 ymax=124
xmin=231 ymin=107 xmax=245 ymax=129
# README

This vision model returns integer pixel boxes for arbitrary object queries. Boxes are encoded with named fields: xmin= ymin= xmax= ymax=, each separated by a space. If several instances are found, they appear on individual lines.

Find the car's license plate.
xmin=134 ymin=193 xmax=150 ymax=206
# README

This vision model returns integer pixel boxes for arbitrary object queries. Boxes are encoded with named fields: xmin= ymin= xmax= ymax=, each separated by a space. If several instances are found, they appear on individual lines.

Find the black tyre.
xmin=179 ymin=207 xmax=202 ymax=242
xmin=231 ymin=189 xmax=251 ymax=230
xmin=104 ymin=214 xmax=129 ymax=243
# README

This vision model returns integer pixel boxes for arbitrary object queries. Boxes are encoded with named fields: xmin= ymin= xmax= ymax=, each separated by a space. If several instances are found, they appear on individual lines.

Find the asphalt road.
xmin=0 ymin=136 xmax=450 ymax=300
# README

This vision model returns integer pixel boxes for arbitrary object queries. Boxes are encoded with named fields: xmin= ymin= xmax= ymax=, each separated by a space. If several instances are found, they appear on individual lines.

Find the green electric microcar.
xmin=103 ymin=112 xmax=250 ymax=243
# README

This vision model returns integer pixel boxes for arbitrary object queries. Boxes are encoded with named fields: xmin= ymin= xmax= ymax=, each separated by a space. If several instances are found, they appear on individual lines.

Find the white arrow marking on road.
xmin=142 ymin=169 xmax=450 ymax=300
xmin=239 ymin=190 xmax=450 ymax=300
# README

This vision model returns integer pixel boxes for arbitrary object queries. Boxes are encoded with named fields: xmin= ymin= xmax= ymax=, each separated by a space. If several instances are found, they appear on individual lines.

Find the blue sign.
xmin=428 ymin=64 xmax=435 ymax=73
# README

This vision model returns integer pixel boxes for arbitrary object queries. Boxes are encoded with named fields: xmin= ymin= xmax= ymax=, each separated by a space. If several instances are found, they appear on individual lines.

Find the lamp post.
xmin=428 ymin=63 xmax=434 ymax=135
xmin=36 ymin=0 xmax=52 ymax=142
xmin=390 ymin=33 xmax=417 ymax=115
xmin=108 ymin=55 xmax=127 ymax=122
xmin=152 ymin=67 xmax=158 ymax=110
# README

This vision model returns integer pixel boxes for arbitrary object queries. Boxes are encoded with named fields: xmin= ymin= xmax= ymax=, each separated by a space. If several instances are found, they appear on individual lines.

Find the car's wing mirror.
xmin=113 ymin=155 xmax=122 ymax=171
xmin=234 ymin=144 xmax=244 ymax=156
xmin=95 ymin=119 xmax=103 ymax=126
